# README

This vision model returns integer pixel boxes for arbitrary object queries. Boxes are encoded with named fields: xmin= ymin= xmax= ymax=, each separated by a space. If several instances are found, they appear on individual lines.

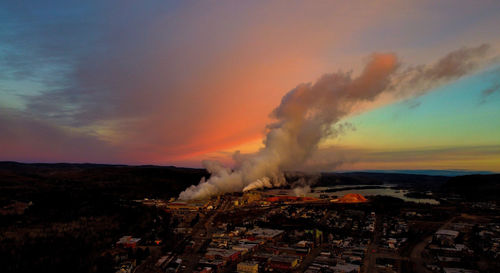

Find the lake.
xmin=265 ymin=185 xmax=440 ymax=205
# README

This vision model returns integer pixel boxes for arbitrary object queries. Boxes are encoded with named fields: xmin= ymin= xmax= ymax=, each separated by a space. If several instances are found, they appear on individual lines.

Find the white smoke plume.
xmin=292 ymin=185 xmax=311 ymax=197
xmin=243 ymin=177 xmax=274 ymax=192
xmin=178 ymin=44 xmax=494 ymax=200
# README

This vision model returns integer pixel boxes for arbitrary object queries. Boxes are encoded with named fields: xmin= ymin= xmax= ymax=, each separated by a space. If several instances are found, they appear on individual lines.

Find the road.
xmin=362 ymin=214 xmax=381 ymax=273
xmin=408 ymin=216 xmax=456 ymax=273
xmin=293 ymin=244 xmax=324 ymax=272
xmin=362 ymin=214 xmax=411 ymax=273
xmin=177 ymin=198 xmax=231 ymax=273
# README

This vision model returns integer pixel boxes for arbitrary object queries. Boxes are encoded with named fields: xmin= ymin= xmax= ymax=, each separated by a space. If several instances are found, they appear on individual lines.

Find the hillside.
xmin=440 ymin=174 xmax=500 ymax=201
xmin=0 ymin=162 xmax=208 ymax=220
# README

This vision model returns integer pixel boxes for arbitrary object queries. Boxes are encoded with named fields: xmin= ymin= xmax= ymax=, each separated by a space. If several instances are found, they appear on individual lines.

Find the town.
xmin=1 ymin=164 xmax=498 ymax=273
xmin=107 ymin=190 xmax=500 ymax=273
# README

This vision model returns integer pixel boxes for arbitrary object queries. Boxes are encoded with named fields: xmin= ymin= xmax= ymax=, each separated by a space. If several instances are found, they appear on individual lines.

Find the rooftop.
xmin=436 ymin=229 xmax=460 ymax=237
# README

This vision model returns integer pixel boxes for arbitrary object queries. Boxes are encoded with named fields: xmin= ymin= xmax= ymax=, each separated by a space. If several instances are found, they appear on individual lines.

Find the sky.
xmin=1 ymin=0 xmax=500 ymax=172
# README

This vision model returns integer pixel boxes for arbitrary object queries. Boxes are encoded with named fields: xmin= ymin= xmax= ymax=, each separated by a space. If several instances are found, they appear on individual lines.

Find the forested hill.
xmin=0 ymin=161 xmax=208 ymax=204
xmin=440 ymin=174 xmax=500 ymax=201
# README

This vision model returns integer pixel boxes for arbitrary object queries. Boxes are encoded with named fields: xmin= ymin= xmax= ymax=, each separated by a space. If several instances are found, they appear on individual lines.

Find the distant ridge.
xmin=1 ymin=162 xmax=495 ymax=177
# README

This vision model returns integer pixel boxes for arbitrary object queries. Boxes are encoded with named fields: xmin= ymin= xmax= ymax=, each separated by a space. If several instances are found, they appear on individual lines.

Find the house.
xmin=333 ymin=263 xmax=360 ymax=273
xmin=247 ymin=228 xmax=284 ymax=242
xmin=269 ymin=255 xmax=299 ymax=271
xmin=237 ymin=261 xmax=259 ymax=273
xmin=442 ymin=268 xmax=479 ymax=273
xmin=205 ymin=248 xmax=241 ymax=262
xmin=434 ymin=230 xmax=459 ymax=247
xmin=116 ymin=236 xmax=141 ymax=248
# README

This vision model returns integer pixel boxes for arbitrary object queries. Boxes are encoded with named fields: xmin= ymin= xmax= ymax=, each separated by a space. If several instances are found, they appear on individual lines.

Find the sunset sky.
xmin=1 ymin=1 xmax=500 ymax=171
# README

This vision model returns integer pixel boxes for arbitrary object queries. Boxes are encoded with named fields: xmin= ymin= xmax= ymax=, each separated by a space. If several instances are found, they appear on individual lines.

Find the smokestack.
xmin=179 ymin=44 xmax=492 ymax=200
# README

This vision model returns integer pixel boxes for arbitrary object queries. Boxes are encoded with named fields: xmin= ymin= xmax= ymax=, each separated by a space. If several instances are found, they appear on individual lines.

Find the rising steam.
xmin=179 ymin=44 xmax=493 ymax=200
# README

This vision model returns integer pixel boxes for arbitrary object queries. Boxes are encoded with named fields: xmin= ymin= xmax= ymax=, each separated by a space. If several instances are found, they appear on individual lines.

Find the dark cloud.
xmin=300 ymin=145 xmax=500 ymax=171
xmin=0 ymin=1 xmax=99 ymax=83
xmin=481 ymin=83 xmax=500 ymax=97
xmin=406 ymin=100 xmax=421 ymax=109
xmin=0 ymin=107 xmax=119 ymax=163
xmin=367 ymin=145 xmax=500 ymax=162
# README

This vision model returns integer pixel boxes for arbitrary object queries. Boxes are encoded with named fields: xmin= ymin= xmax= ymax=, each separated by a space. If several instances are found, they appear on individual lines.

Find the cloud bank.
xmin=3 ymin=1 xmax=500 ymax=165
xmin=0 ymin=108 xmax=118 ymax=163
